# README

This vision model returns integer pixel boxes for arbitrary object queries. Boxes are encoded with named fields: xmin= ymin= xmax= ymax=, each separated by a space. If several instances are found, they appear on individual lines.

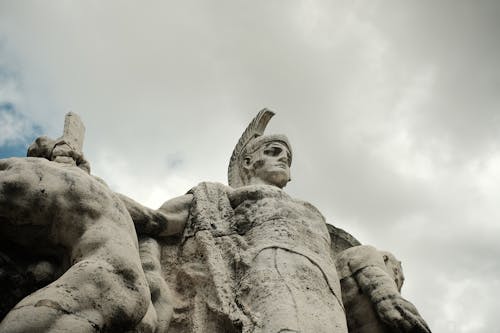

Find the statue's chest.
xmin=232 ymin=194 xmax=331 ymax=254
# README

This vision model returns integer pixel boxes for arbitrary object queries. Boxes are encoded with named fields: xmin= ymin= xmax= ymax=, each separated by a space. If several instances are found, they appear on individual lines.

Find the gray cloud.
xmin=1 ymin=1 xmax=499 ymax=331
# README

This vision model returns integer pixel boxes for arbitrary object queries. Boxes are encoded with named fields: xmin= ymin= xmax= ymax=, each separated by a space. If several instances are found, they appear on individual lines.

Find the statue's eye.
xmin=264 ymin=147 xmax=282 ymax=156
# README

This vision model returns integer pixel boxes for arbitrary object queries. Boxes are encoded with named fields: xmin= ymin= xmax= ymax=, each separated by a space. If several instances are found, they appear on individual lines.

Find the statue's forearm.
xmin=353 ymin=265 xmax=431 ymax=332
xmin=117 ymin=193 xmax=169 ymax=236
xmin=157 ymin=194 xmax=192 ymax=236
xmin=117 ymin=193 xmax=192 ymax=237
xmin=353 ymin=265 xmax=399 ymax=304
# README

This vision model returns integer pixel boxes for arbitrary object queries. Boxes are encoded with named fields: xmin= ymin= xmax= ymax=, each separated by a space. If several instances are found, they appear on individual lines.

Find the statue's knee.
xmin=102 ymin=261 xmax=150 ymax=319
xmin=71 ymin=259 xmax=149 ymax=313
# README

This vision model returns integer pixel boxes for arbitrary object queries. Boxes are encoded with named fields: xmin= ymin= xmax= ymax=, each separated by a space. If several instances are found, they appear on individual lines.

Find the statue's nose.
xmin=278 ymin=152 xmax=289 ymax=164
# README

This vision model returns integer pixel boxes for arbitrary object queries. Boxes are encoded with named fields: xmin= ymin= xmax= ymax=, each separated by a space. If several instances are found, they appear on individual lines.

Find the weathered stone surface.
xmin=159 ymin=182 xmax=347 ymax=333
xmin=27 ymin=112 xmax=90 ymax=173
xmin=0 ymin=157 xmax=150 ymax=332
xmin=328 ymin=224 xmax=362 ymax=256
xmin=0 ymin=110 xmax=431 ymax=333
xmin=335 ymin=245 xmax=430 ymax=333
xmin=135 ymin=237 xmax=174 ymax=333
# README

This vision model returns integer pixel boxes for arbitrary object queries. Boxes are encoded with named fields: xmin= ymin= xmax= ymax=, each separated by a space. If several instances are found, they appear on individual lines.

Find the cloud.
xmin=0 ymin=56 xmax=42 ymax=150
xmin=0 ymin=1 xmax=499 ymax=331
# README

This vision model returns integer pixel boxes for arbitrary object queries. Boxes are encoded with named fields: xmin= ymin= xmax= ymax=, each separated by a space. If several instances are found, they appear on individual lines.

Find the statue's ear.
xmin=242 ymin=156 xmax=252 ymax=171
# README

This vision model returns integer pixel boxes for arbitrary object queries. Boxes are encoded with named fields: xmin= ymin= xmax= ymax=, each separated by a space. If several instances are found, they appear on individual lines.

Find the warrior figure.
xmin=152 ymin=110 xmax=348 ymax=332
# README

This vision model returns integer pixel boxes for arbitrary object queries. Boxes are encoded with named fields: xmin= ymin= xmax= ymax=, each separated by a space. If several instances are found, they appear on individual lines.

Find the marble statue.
xmin=0 ymin=110 xmax=431 ymax=333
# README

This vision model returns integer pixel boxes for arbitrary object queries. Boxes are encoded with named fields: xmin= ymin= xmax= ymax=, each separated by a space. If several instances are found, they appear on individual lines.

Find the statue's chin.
xmin=272 ymin=178 xmax=288 ymax=189
xmin=249 ymin=167 xmax=290 ymax=189
xmin=263 ymin=172 xmax=290 ymax=189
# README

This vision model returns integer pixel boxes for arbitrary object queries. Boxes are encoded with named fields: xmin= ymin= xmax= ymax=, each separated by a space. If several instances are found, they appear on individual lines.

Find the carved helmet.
xmin=227 ymin=109 xmax=292 ymax=188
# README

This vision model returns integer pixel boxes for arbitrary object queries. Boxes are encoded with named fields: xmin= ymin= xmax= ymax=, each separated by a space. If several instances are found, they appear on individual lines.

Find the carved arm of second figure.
xmin=335 ymin=245 xmax=431 ymax=333
xmin=117 ymin=193 xmax=191 ymax=238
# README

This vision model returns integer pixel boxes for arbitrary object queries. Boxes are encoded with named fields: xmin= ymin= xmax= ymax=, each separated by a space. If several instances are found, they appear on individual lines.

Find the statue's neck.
xmin=247 ymin=177 xmax=285 ymax=189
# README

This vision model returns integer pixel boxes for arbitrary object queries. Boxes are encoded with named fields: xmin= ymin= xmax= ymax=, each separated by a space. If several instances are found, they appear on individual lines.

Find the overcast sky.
xmin=1 ymin=1 xmax=499 ymax=332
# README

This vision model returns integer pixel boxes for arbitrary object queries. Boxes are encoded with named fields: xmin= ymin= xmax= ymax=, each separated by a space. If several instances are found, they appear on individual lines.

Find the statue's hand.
xmin=375 ymin=296 xmax=431 ymax=333
xmin=27 ymin=136 xmax=91 ymax=173
xmin=27 ymin=136 xmax=56 ymax=159
xmin=51 ymin=140 xmax=91 ymax=173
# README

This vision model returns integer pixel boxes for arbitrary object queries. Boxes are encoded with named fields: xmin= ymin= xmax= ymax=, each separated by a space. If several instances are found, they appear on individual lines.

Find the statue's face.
xmin=246 ymin=141 xmax=291 ymax=188
xmin=382 ymin=252 xmax=405 ymax=292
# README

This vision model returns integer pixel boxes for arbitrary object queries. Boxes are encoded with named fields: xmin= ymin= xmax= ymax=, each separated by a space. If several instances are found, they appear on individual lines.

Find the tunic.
xmin=161 ymin=182 xmax=347 ymax=333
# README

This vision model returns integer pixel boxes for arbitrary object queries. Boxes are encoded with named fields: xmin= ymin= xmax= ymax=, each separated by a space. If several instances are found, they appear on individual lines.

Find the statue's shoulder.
xmin=1 ymin=156 xmax=49 ymax=166
xmin=273 ymin=195 xmax=361 ymax=255
xmin=189 ymin=181 xmax=232 ymax=194
xmin=327 ymin=224 xmax=362 ymax=257
xmin=288 ymin=198 xmax=326 ymax=220
xmin=0 ymin=156 xmax=92 ymax=180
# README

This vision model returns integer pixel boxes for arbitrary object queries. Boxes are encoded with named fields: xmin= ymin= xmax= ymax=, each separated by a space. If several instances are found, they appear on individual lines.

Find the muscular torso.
xmin=230 ymin=185 xmax=330 ymax=251
xmin=0 ymin=157 xmax=135 ymax=253
xmin=228 ymin=184 xmax=346 ymax=333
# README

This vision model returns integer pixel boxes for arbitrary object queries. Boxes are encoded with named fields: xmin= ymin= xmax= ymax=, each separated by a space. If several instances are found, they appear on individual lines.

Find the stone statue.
xmin=0 ymin=110 xmax=431 ymax=333
xmin=335 ymin=245 xmax=430 ymax=333
xmin=0 ymin=113 xmax=172 ymax=332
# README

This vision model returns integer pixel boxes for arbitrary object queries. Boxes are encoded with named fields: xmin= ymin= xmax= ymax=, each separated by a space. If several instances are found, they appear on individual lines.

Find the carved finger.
xmin=395 ymin=302 xmax=431 ymax=333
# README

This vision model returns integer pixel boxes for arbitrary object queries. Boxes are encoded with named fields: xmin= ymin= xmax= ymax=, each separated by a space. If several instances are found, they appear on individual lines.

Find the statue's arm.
xmin=157 ymin=194 xmax=193 ymax=236
xmin=353 ymin=264 xmax=431 ymax=333
xmin=117 ymin=193 xmax=193 ymax=237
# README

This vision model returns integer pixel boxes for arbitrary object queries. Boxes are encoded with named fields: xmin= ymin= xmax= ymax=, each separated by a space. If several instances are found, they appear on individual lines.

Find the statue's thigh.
xmin=239 ymin=248 xmax=347 ymax=333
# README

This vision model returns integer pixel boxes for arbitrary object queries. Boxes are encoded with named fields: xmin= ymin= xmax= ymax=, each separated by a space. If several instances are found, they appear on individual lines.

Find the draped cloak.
xmin=160 ymin=182 xmax=348 ymax=333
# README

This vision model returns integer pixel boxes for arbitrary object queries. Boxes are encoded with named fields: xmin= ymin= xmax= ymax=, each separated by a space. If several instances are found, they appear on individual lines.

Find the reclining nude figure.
xmin=0 ymin=114 xmax=174 ymax=332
